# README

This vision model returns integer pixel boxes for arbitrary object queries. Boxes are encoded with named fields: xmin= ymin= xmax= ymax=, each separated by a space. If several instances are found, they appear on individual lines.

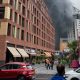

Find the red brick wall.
xmin=0 ymin=35 xmax=6 ymax=62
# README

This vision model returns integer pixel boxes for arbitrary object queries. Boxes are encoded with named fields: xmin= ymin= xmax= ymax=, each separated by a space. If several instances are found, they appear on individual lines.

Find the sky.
xmin=70 ymin=0 xmax=80 ymax=9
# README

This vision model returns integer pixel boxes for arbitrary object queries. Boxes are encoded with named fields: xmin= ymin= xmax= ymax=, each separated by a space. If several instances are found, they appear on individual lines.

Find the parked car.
xmin=65 ymin=68 xmax=80 ymax=80
xmin=0 ymin=62 xmax=35 ymax=80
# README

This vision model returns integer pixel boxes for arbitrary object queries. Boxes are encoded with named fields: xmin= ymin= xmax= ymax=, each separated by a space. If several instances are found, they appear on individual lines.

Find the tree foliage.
xmin=68 ymin=40 xmax=78 ymax=60
xmin=68 ymin=40 xmax=77 ymax=53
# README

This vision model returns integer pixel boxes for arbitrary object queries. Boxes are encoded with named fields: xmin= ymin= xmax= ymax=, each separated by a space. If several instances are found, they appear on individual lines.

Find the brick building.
xmin=0 ymin=0 xmax=55 ymax=64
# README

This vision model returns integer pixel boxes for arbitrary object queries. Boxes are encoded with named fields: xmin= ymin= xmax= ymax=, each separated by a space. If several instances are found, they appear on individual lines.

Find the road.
xmin=32 ymin=63 xmax=72 ymax=80
xmin=35 ymin=74 xmax=53 ymax=80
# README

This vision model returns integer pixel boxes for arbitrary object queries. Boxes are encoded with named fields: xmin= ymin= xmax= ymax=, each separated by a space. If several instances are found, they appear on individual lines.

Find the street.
xmin=33 ymin=63 xmax=72 ymax=80
xmin=35 ymin=74 xmax=53 ymax=80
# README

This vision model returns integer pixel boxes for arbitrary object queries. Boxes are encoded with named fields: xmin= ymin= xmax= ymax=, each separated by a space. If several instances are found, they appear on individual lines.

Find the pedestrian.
xmin=44 ymin=59 xmax=47 ymax=68
xmin=50 ymin=64 xmax=65 ymax=80
xmin=50 ymin=59 xmax=54 ymax=70
xmin=45 ymin=59 xmax=50 ymax=70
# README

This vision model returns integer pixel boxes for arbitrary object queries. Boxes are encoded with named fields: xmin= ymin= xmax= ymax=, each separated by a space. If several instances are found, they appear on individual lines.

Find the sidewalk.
xmin=32 ymin=63 xmax=72 ymax=74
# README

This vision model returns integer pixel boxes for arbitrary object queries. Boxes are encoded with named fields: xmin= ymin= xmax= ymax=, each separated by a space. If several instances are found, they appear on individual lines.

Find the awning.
xmin=17 ymin=48 xmax=29 ymax=57
xmin=7 ymin=47 xmax=21 ymax=57
xmin=44 ymin=52 xmax=52 ymax=57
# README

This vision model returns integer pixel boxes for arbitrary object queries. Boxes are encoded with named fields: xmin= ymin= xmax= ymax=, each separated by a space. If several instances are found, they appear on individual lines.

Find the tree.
xmin=68 ymin=40 xmax=78 ymax=60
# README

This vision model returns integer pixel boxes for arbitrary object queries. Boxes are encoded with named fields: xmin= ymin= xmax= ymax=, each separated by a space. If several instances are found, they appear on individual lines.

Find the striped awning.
xmin=17 ymin=48 xmax=29 ymax=57
xmin=7 ymin=47 xmax=21 ymax=57
xmin=44 ymin=52 xmax=52 ymax=57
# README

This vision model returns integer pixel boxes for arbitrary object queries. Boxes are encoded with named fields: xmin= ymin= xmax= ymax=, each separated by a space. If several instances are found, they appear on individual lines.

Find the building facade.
xmin=60 ymin=38 xmax=68 ymax=52
xmin=68 ymin=7 xmax=80 ymax=42
xmin=0 ymin=0 xmax=55 ymax=63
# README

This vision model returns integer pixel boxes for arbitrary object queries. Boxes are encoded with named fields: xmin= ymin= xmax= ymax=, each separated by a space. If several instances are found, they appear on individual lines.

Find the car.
xmin=65 ymin=68 xmax=80 ymax=80
xmin=0 ymin=62 xmax=35 ymax=80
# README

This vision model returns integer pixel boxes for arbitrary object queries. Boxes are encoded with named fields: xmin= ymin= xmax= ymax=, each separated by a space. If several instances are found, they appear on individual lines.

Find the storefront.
xmin=6 ymin=47 xmax=29 ymax=62
xmin=16 ymin=48 xmax=29 ymax=62
xmin=6 ymin=47 xmax=21 ymax=62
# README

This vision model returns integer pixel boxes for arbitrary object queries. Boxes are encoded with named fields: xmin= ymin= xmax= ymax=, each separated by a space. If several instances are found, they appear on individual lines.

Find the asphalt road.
xmin=33 ymin=64 xmax=56 ymax=80
xmin=35 ymin=74 xmax=53 ymax=80
xmin=33 ymin=63 xmax=72 ymax=80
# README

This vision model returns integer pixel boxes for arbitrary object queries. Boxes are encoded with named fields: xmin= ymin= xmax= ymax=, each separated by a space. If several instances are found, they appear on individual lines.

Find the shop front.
xmin=16 ymin=48 xmax=29 ymax=62
xmin=6 ymin=46 xmax=29 ymax=62
xmin=6 ymin=47 xmax=21 ymax=62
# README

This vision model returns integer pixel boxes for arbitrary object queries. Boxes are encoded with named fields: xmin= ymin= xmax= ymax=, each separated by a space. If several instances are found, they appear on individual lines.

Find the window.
xmin=0 ymin=0 xmax=2 ymax=4
xmin=31 ymin=35 xmax=33 ymax=43
xmin=28 ymin=22 xmax=31 ymax=30
xmin=37 ymin=37 xmax=38 ymax=45
xmin=27 ymin=10 xmax=30 ymax=19
xmin=33 ymin=6 xmax=35 ymax=14
xmin=37 ymin=19 xmax=39 ymax=26
xmin=16 ymin=28 xmax=20 ymax=39
xmin=37 ymin=28 xmax=38 ymax=35
xmin=10 ymin=0 xmax=13 ymax=6
xmin=0 ymin=64 xmax=20 ymax=70
xmin=12 ymin=64 xmax=20 ymax=69
xmin=19 ymin=15 xmax=21 ymax=25
xmin=26 ymin=32 xmax=28 ymax=41
xmin=23 ymin=0 xmax=25 ymax=4
xmin=29 ymin=34 xmax=31 ymax=42
xmin=21 ymin=30 xmax=24 ymax=40
xmin=7 ymin=23 xmax=11 ymax=36
xmin=34 ymin=8 xmax=36 ymax=15
xmin=12 ymin=25 xmax=15 ymax=37
xmin=26 ymin=20 xmax=28 ymax=29
xmin=22 ymin=6 xmax=25 ymax=15
xmin=18 ymin=2 xmax=21 ymax=12
xmin=22 ymin=17 xmax=25 ymax=27
xmin=26 ymin=0 xmax=29 ymax=7
xmin=0 ymin=7 xmax=5 ymax=19
xmin=0 ymin=64 xmax=12 ymax=70
xmin=34 ymin=17 xmax=36 ymax=24
xmin=37 ymin=11 xmax=38 ymax=17
xmin=39 ymin=29 xmax=40 ymax=36
xmin=31 ymin=13 xmax=33 ymax=22
xmin=39 ymin=13 xmax=41 ymax=19
xmin=34 ymin=36 xmax=36 ymax=44
xmin=10 ymin=9 xmax=12 ymax=20
xmin=14 ymin=0 xmax=16 ymax=8
xmin=32 ymin=25 xmax=36 ymax=34
xmin=14 ymin=12 xmax=17 ymax=23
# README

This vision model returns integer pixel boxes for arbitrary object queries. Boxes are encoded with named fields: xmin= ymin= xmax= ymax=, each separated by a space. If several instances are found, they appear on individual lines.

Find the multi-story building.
xmin=73 ymin=14 xmax=80 ymax=40
xmin=0 ymin=0 xmax=55 ymax=64
xmin=68 ymin=7 xmax=80 ymax=42
xmin=68 ymin=25 xmax=75 ymax=42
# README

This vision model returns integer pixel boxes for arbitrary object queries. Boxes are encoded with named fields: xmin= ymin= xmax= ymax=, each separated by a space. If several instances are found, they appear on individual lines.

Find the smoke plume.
xmin=44 ymin=0 xmax=73 ymax=50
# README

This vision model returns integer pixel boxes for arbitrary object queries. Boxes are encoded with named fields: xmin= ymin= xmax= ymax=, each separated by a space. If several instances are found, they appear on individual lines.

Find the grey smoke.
xmin=44 ymin=0 xmax=73 ymax=50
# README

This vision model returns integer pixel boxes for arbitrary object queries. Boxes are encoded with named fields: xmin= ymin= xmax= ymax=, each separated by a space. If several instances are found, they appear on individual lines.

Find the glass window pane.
xmin=0 ymin=7 xmax=5 ymax=19
xmin=12 ymin=64 xmax=20 ymax=69
xmin=7 ymin=23 xmax=11 ymax=36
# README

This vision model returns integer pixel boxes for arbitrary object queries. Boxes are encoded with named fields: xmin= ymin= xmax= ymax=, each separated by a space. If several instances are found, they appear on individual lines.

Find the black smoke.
xmin=44 ymin=0 xmax=73 ymax=50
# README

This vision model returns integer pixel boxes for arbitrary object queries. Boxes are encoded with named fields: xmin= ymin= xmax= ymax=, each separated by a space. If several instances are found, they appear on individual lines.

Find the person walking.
xmin=45 ymin=59 xmax=50 ymax=70
xmin=50 ymin=59 xmax=54 ymax=70
xmin=50 ymin=64 xmax=66 ymax=80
